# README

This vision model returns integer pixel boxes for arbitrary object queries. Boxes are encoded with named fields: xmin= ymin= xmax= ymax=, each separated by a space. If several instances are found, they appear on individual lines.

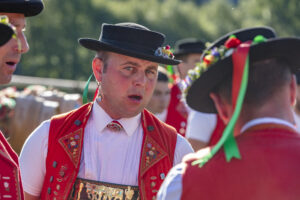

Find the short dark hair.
xmin=213 ymin=57 xmax=293 ymax=107
xmin=157 ymin=66 xmax=170 ymax=82
xmin=96 ymin=51 xmax=109 ymax=72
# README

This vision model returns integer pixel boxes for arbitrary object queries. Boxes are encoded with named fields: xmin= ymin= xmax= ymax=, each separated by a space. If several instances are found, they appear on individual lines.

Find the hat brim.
xmin=187 ymin=38 xmax=300 ymax=113
xmin=0 ymin=24 xmax=14 ymax=46
xmin=0 ymin=2 xmax=44 ymax=17
xmin=79 ymin=38 xmax=181 ymax=65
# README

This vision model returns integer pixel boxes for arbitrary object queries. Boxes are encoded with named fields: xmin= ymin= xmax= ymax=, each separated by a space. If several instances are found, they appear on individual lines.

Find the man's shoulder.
xmin=182 ymin=147 xmax=212 ymax=164
xmin=143 ymin=109 xmax=177 ymax=133
xmin=51 ymin=102 xmax=93 ymax=121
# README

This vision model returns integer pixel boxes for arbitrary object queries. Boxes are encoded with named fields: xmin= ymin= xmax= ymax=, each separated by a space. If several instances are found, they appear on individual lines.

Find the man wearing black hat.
xmin=20 ymin=23 xmax=193 ymax=200
xmin=158 ymin=27 xmax=300 ymax=199
xmin=166 ymin=38 xmax=205 ymax=137
xmin=0 ymin=1 xmax=43 ymax=200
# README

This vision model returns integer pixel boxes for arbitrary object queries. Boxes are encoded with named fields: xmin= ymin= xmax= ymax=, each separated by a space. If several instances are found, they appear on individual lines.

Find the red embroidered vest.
xmin=181 ymin=124 xmax=300 ymax=200
xmin=166 ymin=83 xmax=188 ymax=136
xmin=0 ymin=131 xmax=24 ymax=200
xmin=40 ymin=102 xmax=177 ymax=200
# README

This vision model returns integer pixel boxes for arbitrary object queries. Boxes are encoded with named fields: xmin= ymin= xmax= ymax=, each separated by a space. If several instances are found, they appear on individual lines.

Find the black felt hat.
xmin=186 ymin=27 xmax=300 ymax=113
xmin=0 ymin=23 xmax=14 ymax=46
xmin=79 ymin=23 xmax=180 ymax=65
xmin=173 ymin=38 xmax=206 ymax=57
xmin=0 ymin=0 xmax=44 ymax=17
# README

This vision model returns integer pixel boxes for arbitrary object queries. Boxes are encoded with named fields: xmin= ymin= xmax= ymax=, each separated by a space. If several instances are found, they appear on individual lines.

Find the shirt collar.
xmin=241 ymin=117 xmax=297 ymax=133
xmin=91 ymin=101 xmax=141 ymax=136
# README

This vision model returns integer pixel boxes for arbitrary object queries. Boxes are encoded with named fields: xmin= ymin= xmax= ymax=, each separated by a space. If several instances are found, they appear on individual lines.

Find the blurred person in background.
xmin=20 ymin=22 xmax=193 ymax=200
xmin=146 ymin=66 xmax=171 ymax=122
xmin=166 ymin=38 xmax=205 ymax=136
xmin=0 ymin=0 xmax=44 ymax=199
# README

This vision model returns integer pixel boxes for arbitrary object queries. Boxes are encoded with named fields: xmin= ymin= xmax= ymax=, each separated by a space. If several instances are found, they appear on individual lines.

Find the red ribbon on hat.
xmin=232 ymin=41 xmax=252 ymax=123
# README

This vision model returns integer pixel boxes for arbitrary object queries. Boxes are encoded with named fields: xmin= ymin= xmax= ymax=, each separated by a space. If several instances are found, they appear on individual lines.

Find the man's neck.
xmin=234 ymin=104 xmax=295 ymax=135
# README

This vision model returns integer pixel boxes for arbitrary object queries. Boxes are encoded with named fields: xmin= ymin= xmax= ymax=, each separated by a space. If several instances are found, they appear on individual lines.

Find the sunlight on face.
xmin=0 ymin=13 xmax=28 ymax=84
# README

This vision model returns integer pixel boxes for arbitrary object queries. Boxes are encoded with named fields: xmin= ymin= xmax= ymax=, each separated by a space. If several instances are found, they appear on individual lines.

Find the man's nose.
xmin=14 ymin=32 xmax=29 ymax=54
xmin=134 ymin=72 xmax=147 ymax=86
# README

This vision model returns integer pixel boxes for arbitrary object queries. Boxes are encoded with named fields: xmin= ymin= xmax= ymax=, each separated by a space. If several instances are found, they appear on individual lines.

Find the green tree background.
xmin=18 ymin=0 xmax=300 ymax=81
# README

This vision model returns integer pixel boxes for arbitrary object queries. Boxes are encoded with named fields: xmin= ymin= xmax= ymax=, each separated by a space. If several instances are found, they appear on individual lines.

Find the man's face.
xmin=94 ymin=52 xmax=158 ymax=119
xmin=178 ymin=53 xmax=202 ymax=79
xmin=0 ymin=13 xmax=29 ymax=84
xmin=146 ymin=81 xmax=171 ymax=114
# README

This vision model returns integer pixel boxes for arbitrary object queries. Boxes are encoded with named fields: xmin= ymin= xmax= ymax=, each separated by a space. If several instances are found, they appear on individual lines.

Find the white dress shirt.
xmin=157 ymin=117 xmax=296 ymax=200
xmin=19 ymin=102 xmax=193 ymax=196
xmin=155 ymin=109 xmax=168 ymax=122
xmin=186 ymin=109 xmax=217 ymax=143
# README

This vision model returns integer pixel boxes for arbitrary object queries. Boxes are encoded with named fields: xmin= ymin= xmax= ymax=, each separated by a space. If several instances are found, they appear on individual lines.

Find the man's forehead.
xmin=110 ymin=51 xmax=159 ymax=67
xmin=0 ymin=13 xmax=26 ymax=27
xmin=0 ymin=12 xmax=25 ymax=17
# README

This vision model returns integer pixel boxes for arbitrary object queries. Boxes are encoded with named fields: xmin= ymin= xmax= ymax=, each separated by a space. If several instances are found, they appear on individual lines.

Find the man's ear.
xmin=209 ymin=92 xmax=230 ymax=124
xmin=92 ymin=57 xmax=104 ymax=82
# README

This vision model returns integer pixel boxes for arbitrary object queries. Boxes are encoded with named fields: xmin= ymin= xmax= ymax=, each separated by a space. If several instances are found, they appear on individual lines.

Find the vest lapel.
xmin=0 ymin=140 xmax=18 ymax=169
xmin=58 ymin=128 xmax=84 ymax=168
xmin=139 ymin=111 xmax=168 ymax=177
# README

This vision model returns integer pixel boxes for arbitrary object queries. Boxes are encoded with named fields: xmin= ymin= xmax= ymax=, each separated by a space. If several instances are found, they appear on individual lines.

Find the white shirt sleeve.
xmin=173 ymin=134 xmax=194 ymax=165
xmin=157 ymin=163 xmax=184 ymax=200
xmin=186 ymin=110 xmax=217 ymax=143
xmin=19 ymin=120 xmax=50 ymax=196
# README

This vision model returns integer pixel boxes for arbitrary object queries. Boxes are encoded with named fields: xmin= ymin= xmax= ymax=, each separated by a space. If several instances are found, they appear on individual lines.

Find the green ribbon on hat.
xmin=192 ymin=35 xmax=267 ymax=167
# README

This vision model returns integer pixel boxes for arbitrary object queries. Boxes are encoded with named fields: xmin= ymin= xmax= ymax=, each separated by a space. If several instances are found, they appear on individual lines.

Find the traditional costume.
xmin=20 ymin=23 xmax=193 ymax=200
xmin=0 ymin=1 xmax=43 ymax=198
xmin=166 ymin=39 xmax=206 ymax=137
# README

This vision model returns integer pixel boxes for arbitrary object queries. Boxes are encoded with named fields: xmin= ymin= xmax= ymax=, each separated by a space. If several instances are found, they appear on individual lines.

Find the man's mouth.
xmin=128 ymin=95 xmax=143 ymax=102
xmin=6 ymin=61 xmax=16 ymax=66
xmin=5 ymin=60 xmax=18 ymax=69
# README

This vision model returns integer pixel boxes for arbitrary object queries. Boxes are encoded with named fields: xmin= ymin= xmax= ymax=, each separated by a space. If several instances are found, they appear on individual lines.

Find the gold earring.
xmin=97 ymin=81 xmax=103 ymax=102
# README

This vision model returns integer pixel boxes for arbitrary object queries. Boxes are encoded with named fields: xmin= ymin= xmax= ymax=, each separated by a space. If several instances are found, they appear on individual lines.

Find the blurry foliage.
xmin=19 ymin=0 xmax=300 ymax=80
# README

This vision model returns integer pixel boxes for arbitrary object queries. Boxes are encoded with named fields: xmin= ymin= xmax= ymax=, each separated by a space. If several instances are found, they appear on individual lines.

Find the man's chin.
xmin=0 ymin=75 xmax=12 ymax=85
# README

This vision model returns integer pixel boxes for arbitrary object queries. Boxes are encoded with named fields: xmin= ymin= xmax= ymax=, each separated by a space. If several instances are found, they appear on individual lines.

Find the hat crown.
xmin=100 ymin=23 xmax=165 ymax=52
xmin=174 ymin=38 xmax=206 ymax=56
xmin=0 ymin=0 xmax=44 ymax=17
xmin=79 ymin=22 xmax=180 ymax=65
xmin=205 ymin=27 xmax=276 ymax=54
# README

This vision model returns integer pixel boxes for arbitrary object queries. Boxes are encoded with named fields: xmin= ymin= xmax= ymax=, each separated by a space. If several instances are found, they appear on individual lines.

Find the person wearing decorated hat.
xmin=0 ymin=1 xmax=44 ymax=200
xmin=19 ymin=22 xmax=193 ymax=200
xmin=157 ymin=26 xmax=300 ymax=200
xmin=166 ymin=38 xmax=206 ymax=137
xmin=146 ymin=66 xmax=172 ymax=122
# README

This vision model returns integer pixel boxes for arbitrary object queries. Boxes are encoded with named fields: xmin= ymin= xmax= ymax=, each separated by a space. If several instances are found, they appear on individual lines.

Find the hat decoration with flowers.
xmin=0 ymin=16 xmax=14 ymax=46
xmin=0 ymin=16 xmax=20 ymax=48
xmin=79 ymin=23 xmax=180 ymax=66
xmin=0 ymin=0 xmax=44 ymax=17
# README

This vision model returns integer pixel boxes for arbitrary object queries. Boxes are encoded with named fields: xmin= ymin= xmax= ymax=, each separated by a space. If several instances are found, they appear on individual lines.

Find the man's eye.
xmin=124 ymin=67 xmax=133 ymax=71
xmin=146 ymin=69 xmax=157 ymax=75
